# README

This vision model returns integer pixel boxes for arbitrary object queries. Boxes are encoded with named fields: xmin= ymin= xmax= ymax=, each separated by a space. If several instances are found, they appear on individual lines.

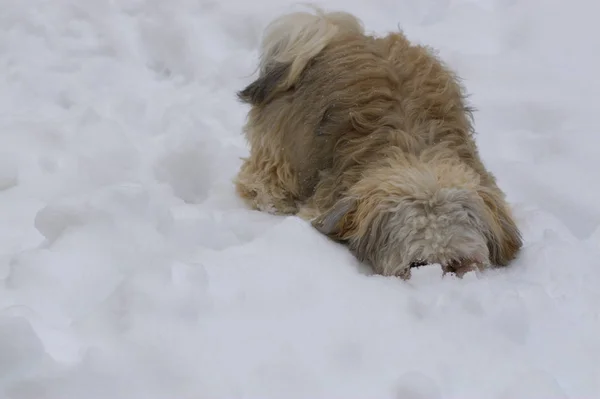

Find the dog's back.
xmin=237 ymin=10 xmax=494 ymax=204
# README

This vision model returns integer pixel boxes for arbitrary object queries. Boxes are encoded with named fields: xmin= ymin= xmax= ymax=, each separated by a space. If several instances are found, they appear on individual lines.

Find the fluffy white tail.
xmin=259 ymin=6 xmax=364 ymax=88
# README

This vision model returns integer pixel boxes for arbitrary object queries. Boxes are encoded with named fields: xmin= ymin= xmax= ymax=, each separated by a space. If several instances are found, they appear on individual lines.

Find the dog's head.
xmin=311 ymin=155 xmax=522 ymax=279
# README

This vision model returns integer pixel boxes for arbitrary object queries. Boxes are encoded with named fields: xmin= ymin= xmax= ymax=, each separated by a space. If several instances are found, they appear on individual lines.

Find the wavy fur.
xmin=235 ymin=7 xmax=522 ymax=279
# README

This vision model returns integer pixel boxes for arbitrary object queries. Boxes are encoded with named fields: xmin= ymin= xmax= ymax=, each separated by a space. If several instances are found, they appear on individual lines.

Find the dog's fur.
xmin=234 ymin=7 xmax=522 ymax=279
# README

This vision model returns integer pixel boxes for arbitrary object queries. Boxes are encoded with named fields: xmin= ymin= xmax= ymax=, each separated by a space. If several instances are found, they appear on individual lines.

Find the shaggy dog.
xmin=234 ymin=7 xmax=522 ymax=279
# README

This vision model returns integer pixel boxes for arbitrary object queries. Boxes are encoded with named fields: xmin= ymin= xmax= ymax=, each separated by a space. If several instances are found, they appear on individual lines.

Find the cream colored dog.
xmin=234 ymin=7 xmax=522 ymax=279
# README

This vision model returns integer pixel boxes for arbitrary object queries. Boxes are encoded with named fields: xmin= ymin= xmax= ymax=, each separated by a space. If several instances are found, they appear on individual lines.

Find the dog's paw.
xmin=234 ymin=170 xmax=299 ymax=215
xmin=238 ymin=187 xmax=298 ymax=216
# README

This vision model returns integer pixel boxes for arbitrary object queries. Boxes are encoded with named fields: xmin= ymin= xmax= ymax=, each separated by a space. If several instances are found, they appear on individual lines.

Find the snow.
xmin=1 ymin=0 xmax=599 ymax=398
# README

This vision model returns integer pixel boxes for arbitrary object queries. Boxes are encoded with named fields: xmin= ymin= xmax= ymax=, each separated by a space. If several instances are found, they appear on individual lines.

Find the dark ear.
xmin=311 ymin=197 xmax=358 ymax=240
xmin=478 ymin=187 xmax=523 ymax=266
xmin=237 ymin=62 xmax=290 ymax=106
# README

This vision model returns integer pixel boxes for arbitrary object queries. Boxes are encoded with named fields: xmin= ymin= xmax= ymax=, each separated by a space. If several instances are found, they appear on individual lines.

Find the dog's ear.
xmin=478 ymin=187 xmax=523 ymax=266
xmin=311 ymin=197 xmax=358 ymax=240
xmin=237 ymin=62 xmax=290 ymax=106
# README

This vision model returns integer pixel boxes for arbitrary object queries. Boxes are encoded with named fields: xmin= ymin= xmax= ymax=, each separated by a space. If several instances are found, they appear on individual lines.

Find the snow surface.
xmin=1 ymin=0 xmax=600 ymax=398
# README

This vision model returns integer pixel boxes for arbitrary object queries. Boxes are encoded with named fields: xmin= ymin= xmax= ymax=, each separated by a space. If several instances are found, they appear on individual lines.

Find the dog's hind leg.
xmin=234 ymin=155 xmax=299 ymax=216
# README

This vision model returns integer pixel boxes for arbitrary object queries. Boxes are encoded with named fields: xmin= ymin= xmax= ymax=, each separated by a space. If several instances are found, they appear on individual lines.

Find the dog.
xmin=234 ymin=7 xmax=522 ymax=279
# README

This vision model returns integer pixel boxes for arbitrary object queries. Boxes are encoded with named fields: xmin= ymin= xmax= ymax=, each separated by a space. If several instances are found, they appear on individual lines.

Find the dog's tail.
xmin=237 ymin=6 xmax=363 ymax=106
xmin=259 ymin=6 xmax=363 ymax=88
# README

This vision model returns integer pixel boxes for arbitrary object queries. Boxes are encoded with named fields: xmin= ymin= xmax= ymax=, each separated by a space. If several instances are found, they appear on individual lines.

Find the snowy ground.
xmin=1 ymin=0 xmax=600 ymax=398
